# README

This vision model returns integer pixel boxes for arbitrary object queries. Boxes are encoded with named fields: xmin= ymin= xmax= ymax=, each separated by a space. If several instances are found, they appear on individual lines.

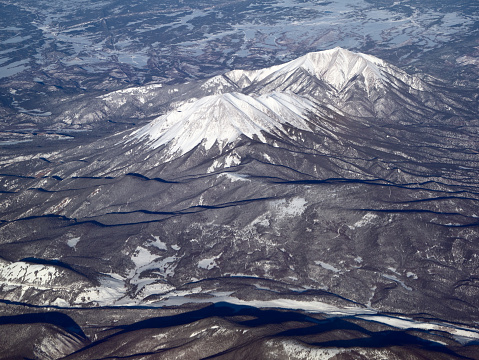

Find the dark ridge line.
xmin=27 ymin=186 xmax=104 ymax=193
xmin=96 ymin=197 xmax=274 ymax=217
xmin=71 ymin=176 xmax=115 ymax=180
xmin=271 ymin=177 xmax=391 ymax=185
xmin=71 ymin=197 xmax=276 ymax=226
xmin=354 ymin=208 xmax=472 ymax=217
xmin=12 ymin=214 xmax=74 ymax=223
xmin=388 ymin=196 xmax=479 ymax=204
xmin=0 ymin=173 xmax=35 ymax=179
xmin=2 ymin=214 xmax=175 ymax=228
xmin=107 ymin=209 xmax=179 ymax=216
xmin=71 ymin=219 xmax=132 ymax=228
xmin=393 ymin=167 xmax=479 ymax=184
xmin=274 ymin=177 xmax=479 ymax=195
xmin=0 ymin=296 xmax=475 ymax=354
xmin=179 ymin=275 xmax=364 ymax=307
xmin=71 ymin=215 xmax=196 ymax=228
xmin=307 ymin=331 xmax=472 ymax=359
xmin=126 ymin=172 xmax=178 ymax=183
xmin=358 ymin=311 xmax=475 ymax=330
xmin=192 ymin=196 xmax=273 ymax=210
xmin=4 ymin=189 xmax=476 ymax=228
xmin=28 ymin=187 xmax=56 ymax=193
xmin=0 ymin=297 xmax=471 ymax=331
xmin=5 ymin=197 xmax=265 ymax=227
xmin=432 ymin=222 xmax=479 ymax=228
xmin=201 ymin=310 xmax=472 ymax=359
xmin=109 ymin=302 xmax=319 ymax=334
xmin=241 ymin=156 xmax=322 ymax=180
xmin=20 ymin=257 xmax=91 ymax=280
xmin=0 ymin=312 xmax=88 ymax=340
xmin=80 ymin=349 xmax=176 ymax=359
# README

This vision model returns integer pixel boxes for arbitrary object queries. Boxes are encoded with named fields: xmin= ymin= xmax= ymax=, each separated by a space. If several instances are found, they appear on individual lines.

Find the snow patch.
xmin=0 ymin=261 xmax=61 ymax=287
xmin=263 ymin=153 xmax=272 ymax=162
xmin=315 ymin=260 xmax=341 ymax=273
xmin=198 ymin=253 xmax=222 ymax=270
xmin=219 ymin=172 xmax=250 ymax=182
xmin=131 ymin=246 xmax=158 ymax=268
xmin=207 ymin=153 xmax=241 ymax=173
xmin=150 ymin=235 xmax=167 ymax=250
xmin=45 ymin=197 xmax=71 ymax=214
xmin=67 ymin=237 xmax=80 ymax=249
xmin=271 ymin=197 xmax=307 ymax=218
xmin=407 ymin=271 xmax=418 ymax=279
xmin=382 ymin=274 xmax=412 ymax=291
xmin=156 ymin=256 xmax=178 ymax=277
xmin=349 ymin=212 xmax=378 ymax=229
xmin=277 ymin=341 xmax=342 ymax=360
xmin=51 ymin=298 xmax=70 ymax=307
xmin=250 ymin=215 xmax=270 ymax=227
xmin=74 ymin=275 xmax=126 ymax=306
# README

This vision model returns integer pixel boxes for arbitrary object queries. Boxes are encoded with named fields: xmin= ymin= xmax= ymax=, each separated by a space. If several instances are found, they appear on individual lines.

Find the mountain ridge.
xmin=131 ymin=91 xmax=317 ymax=158
xmin=124 ymin=47 xmax=465 ymax=163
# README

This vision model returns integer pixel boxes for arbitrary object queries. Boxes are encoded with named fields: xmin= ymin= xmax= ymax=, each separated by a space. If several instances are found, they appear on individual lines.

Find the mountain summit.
xmin=132 ymin=91 xmax=316 ymax=158
xmin=226 ymin=47 xmax=388 ymax=91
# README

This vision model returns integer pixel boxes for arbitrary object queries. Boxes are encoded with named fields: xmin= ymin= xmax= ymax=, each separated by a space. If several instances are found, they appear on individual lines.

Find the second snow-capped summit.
xmin=132 ymin=92 xmax=316 ymax=158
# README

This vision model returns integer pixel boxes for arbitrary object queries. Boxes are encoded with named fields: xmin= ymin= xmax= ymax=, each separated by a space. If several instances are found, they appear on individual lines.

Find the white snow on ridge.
xmin=226 ymin=47 xmax=388 ymax=91
xmin=0 ymin=260 xmax=62 ymax=287
xmin=132 ymin=91 xmax=315 ymax=158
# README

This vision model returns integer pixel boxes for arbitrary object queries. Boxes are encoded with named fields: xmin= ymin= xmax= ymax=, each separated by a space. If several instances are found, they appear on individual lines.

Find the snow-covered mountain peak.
xmin=226 ymin=47 xmax=388 ymax=91
xmin=132 ymin=92 xmax=315 ymax=159
xmin=298 ymin=47 xmax=386 ymax=88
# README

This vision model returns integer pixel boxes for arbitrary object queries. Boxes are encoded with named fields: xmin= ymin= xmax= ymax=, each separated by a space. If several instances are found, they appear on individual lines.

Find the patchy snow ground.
xmin=271 ymin=197 xmax=307 ymax=218
xmin=348 ymin=212 xmax=378 ymax=229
